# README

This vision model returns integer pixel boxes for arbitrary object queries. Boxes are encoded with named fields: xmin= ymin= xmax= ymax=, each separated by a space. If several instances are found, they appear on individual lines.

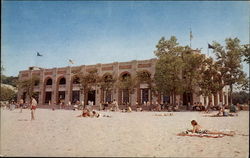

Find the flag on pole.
xmin=208 ymin=43 xmax=215 ymax=49
xmin=69 ymin=59 xmax=74 ymax=64
xmin=36 ymin=51 xmax=43 ymax=56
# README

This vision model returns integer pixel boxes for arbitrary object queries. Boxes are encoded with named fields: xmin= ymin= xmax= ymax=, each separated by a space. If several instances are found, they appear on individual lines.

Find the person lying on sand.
xmin=77 ymin=109 xmax=100 ymax=118
xmin=204 ymin=107 xmax=237 ymax=117
xmin=186 ymin=120 xmax=235 ymax=136
xmin=102 ymin=114 xmax=112 ymax=118
xmin=154 ymin=113 xmax=173 ymax=116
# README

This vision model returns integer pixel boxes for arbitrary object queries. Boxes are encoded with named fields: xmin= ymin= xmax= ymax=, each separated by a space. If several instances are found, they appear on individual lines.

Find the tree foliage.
xmin=1 ymin=75 xmax=18 ymax=87
xmin=212 ymin=37 xmax=248 ymax=105
xmin=75 ymin=68 xmax=100 ymax=106
xmin=198 ymin=58 xmax=224 ymax=98
xmin=17 ymin=76 xmax=40 ymax=100
xmin=154 ymin=36 xmax=184 ymax=105
xmin=242 ymin=44 xmax=250 ymax=64
xmin=116 ymin=75 xmax=136 ymax=94
xmin=232 ymin=91 xmax=249 ymax=105
xmin=99 ymin=73 xmax=116 ymax=92
xmin=181 ymin=47 xmax=206 ymax=94
xmin=0 ymin=86 xmax=17 ymax=101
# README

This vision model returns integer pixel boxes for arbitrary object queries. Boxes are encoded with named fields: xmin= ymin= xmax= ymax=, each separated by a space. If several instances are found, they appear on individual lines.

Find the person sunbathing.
xmin=204 ymin=107 xmax=237 ymax=117
xmin=154 ymin=113 xmax=173 ymax=116
xmin=92 ymin=110 xmax=100 ymax=118
xmin=187 ymin=120 xmax=235 ymax=136
xmin=77 ymin=109 xmax=100 ymax=118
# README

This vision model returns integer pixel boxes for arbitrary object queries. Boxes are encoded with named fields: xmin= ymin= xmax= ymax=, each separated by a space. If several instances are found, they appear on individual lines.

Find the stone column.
xmin=38 ymin=69 xmax=44 ymax=105
xmin=137 ymin=86 xmax=141 ymax=105
xmin=51 ymin=68 xmax=57 ymax=105
xmin=65 ymin=67 xmax=71 ymax=105
xmin=96 ymin=87 xmax=101 ymax=106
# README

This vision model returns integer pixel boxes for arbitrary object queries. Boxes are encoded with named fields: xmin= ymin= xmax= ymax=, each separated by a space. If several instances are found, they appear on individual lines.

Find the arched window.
xmin=59 ymin=77 xmax=66 ymax=85
xmin=34 ymin=80 xmax=40 ymax=86
xmin=103 ymin=74 xmax=113 ymax=82
xmin=46 ymin=78 xmax=52 ymax=85
xmin=121 ymin=73 xmax=131 ymax=80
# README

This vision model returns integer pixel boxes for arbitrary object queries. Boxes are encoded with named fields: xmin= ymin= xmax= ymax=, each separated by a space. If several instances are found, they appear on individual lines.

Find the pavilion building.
xmin=17 ymin=57 xmax=229 ymax=108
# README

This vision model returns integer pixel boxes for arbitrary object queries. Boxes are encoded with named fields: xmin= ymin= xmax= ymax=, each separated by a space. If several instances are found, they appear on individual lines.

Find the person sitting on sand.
xmin=187 ymin=120 xmax=235 ymax=136
xmin=127 ymin=106 xmax=132 ymax=112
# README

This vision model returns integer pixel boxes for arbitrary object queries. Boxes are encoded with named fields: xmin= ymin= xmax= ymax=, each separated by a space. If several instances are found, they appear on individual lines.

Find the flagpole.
xmin=207 ymin=43 xmax=209 ymax=57
xmin=190 ymin=28 xmax=192 ymax=48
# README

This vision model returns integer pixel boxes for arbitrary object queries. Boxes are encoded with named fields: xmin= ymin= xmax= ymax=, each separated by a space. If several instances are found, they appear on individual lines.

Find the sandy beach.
xmin=0 ymin=108 xmax=249 ymax=157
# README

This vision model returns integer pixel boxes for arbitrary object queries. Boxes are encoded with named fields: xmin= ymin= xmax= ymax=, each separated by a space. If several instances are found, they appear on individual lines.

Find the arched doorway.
xmin=44 ymin=78 xmax=53 ymax=104
xmin=101 ymin=73 xmax=114 ymax=103
xmin=118 ymin=72 xmax=131 ymax=105
xmin=57 ymin=77 xmax=66 ymax=104
xmin=71 ymin=76 xmax=80 ymax=104
xmin=137 ymin=70 xmax=151 ymax=104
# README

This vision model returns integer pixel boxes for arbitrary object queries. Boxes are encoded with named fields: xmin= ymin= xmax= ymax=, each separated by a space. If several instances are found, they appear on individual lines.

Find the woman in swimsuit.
xmin=188 ymin=120 xmax=235 ymax=136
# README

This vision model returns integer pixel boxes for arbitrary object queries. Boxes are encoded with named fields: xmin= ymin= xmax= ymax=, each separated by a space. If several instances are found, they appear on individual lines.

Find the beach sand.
xmin=0 ymin=108 xmax=249 ymax=157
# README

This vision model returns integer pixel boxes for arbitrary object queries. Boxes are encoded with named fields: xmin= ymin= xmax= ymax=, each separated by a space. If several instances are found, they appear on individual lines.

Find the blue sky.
xmin=2 ymin=1 xmax=249 ymax=77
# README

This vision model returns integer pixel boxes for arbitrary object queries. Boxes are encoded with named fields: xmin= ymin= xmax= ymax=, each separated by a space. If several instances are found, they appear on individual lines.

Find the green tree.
xmin=1 ymin=75 xmax=18 ymax=87
xmin=242 ymin=44 xmax=250 ymax=64
xmin=99 ymin=73 xmax=116 ymax=102
xmin=232 ymin=91 xmax=249 ymax=105
xmin=0 ymin=86 xmax=17 ymax=101
xmin=212 ymin=37 xmax=248 ymax=105
xmin=99 ymin=73 xmax=116 ymax=92
xmin=198 ymin=58 xmax=224 ymax=105
xmin=75 ymin=68 xmax=100 ymax=107
xmin=181 ymin=47 xmax=206 ymax=104
xmin=17 ymin=76 xmax=40 ymax=102
xmin=116 ymin=74 xmax=137 ymax=105
xmin=154 ymin=36 xmax=184 ymax=105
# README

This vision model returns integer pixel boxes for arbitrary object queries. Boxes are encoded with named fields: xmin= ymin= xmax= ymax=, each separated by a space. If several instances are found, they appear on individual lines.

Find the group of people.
xmin=77 ymin=108 xmax=100 ymax=118
xmin=3 ymin=97 xmax=38 ymax=120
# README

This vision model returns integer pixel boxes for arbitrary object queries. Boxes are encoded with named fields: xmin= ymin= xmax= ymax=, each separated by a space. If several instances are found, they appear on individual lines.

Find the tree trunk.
xmin=229 ymin=84 xmax=233 ymax=106
xmin=84 ymin=90 xmax=88 ymax=108
xmin=150 ymin=88 xmax=152 ymax=106
xmin=173 ymin=91 xmax=176 ymax=106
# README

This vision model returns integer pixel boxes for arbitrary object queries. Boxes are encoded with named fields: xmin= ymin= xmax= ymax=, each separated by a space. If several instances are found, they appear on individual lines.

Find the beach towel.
xmin=177 ymin=132 xmax=224 ymax=138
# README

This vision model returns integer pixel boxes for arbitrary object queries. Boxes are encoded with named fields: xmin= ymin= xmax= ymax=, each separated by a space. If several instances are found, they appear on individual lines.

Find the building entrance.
xmin=88 ymin=90 xmax=96 ymax=105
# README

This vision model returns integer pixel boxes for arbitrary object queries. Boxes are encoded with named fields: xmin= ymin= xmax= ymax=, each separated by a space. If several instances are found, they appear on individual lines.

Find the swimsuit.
xmin=196 ymin=129 xmax=209 ymax=134
xmin=31 ymin=106 xmax=36 ymax=110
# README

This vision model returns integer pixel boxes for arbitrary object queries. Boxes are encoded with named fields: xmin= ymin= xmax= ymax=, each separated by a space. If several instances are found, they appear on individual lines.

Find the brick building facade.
xmin=17 ymin=58 xmax=229 ymax=108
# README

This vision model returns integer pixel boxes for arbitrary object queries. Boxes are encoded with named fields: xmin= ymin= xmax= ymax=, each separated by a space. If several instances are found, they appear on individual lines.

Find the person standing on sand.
xmin=113 ymin=99 xmax=119 ymax=111
xmin=30 ymin=97 xmax=37 ymax=120
xmin=19 ymin=99 xmax=24 ymax=113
